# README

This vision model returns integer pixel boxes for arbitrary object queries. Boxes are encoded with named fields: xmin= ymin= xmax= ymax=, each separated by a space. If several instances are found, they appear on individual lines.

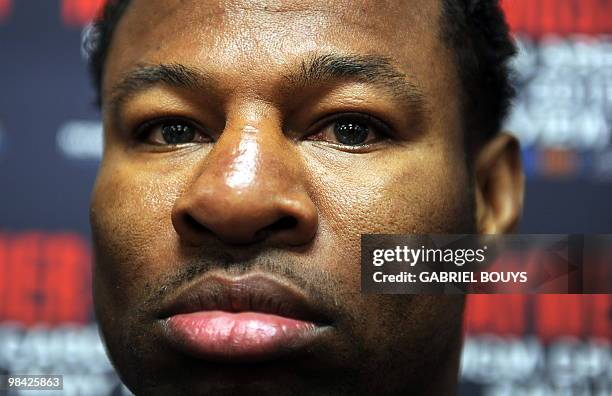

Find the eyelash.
xmin=133 ymin=113 xmax=393 ymax=147
xmin=134 ymin=117 xmax=203 ymax=139
xmin=309 ymin=112 xmax=392 ymax=138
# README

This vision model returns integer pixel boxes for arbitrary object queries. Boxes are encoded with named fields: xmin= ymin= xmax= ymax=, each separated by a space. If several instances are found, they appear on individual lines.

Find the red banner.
xmin=0 ymin=232 xmax=92 ymax=325
xmin=61 ymin=0 xmax=106 ymax=26
xmin=502 ymin=0 xmax=612 ymax=36
xmin=0 ymin=0 xmax=10 ymax=21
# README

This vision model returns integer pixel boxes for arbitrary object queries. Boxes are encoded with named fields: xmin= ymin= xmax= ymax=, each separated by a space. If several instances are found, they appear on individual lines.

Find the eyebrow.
xmin=106 ymin=53 xmax=427 ymax=124
xmin=286 ymin=53 xmax=426 ymax=106
xmin=106 ymin=63 xmax=211 ymax=123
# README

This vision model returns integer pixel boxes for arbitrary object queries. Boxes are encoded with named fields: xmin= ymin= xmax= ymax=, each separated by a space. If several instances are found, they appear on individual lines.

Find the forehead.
xmin=104 ymin=0 xmax=454 ymax=96
xmin=116 ymin=0 xmax=440 ymax=47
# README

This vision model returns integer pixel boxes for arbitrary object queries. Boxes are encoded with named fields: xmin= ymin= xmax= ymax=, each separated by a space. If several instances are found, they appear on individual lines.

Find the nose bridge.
xmin=225 ymin=126 xmax=261 ymax=190
xmin=210 ymin=106 xmax=291 ymax=194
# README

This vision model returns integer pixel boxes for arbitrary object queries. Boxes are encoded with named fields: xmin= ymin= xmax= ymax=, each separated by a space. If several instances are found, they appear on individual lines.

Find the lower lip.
xmin=164 ymin=311 xmax=324 ymax=361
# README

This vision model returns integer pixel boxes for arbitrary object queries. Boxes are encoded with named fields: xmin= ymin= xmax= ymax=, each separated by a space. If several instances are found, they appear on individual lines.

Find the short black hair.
xmin=85 ymin=0 xmax=516 ymax=144
xmin=440 ymin=0 xmax=517 ymax=144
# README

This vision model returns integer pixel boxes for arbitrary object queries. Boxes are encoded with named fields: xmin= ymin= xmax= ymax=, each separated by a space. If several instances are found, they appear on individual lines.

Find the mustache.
xmin=138 ymin=247 xmax=348 ymax=321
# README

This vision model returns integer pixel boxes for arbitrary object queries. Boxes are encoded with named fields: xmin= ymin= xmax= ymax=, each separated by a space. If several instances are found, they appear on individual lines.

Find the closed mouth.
xmin=156 ymin=272 xmax=334 ymax=362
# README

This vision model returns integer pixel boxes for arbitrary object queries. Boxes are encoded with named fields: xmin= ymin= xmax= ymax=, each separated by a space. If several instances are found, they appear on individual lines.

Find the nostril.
xmin=180 ymin=212 xmax=299 ymax=244
xmin=184 ymin=213 xmax=210 ymax=233
xmin=269 ymin=216 xmax=298 ymax=231
xmin=254 ymin=216 xmax=298 ymax=239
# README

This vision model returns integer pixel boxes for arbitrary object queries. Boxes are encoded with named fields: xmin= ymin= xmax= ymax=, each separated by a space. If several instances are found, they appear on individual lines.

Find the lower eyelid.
xmin=311 ymin=140 xmax=390 ymax=154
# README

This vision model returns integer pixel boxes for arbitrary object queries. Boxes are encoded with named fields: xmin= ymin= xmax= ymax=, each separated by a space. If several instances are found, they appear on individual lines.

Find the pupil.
xmin=161 ymin=124 xmax=195 ymax=144
xmin=333 ymin=120 xmax=369 ymax=145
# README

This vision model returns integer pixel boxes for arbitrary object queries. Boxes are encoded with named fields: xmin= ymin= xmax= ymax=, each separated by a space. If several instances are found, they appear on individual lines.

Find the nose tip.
xmin=172 ymin=191 xmax=318 ymax=246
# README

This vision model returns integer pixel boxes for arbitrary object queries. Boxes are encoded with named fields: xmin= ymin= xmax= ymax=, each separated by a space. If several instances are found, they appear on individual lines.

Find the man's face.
xmin=91 ymin=0 xmax=473 ymax=394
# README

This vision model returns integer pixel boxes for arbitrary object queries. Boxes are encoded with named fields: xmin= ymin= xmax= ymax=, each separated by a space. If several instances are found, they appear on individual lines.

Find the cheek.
xmin=90 ymin=160 xmax=185 ymax=307
xmin=386 ymin=160 xmax=474 ymax=233
xmin=309 ymin=148 xmax=472 ymax=239
xmin=304 ymin=149 xmax=470 ymax=358
xmin=305 ymin=147 xmax=473 ymax=286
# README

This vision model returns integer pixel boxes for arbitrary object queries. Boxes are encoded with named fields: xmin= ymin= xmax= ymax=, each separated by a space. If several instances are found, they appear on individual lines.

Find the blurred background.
xmin=0 ymin=0 xmax=610 ymax=395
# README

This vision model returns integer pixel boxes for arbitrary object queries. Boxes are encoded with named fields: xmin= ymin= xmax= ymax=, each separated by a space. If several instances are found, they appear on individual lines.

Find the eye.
xmin=307 ymin=114 xmax=390 ymax=147
xmin=136 ymin=119 xmax=211 ymax=145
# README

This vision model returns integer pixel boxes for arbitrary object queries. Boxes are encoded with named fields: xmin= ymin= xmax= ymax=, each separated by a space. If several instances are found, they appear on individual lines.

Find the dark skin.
xmin=90 ymin=0 xmax=524 ymax=395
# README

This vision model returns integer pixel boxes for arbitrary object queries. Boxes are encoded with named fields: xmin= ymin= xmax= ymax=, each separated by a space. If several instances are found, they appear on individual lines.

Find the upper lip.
xmin=157 ymin=272 xmax=332 ymax=325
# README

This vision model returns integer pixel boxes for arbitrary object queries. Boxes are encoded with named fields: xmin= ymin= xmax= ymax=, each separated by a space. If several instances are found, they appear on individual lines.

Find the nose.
xmin=171 ymin=124 xmax=318 ymax=246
